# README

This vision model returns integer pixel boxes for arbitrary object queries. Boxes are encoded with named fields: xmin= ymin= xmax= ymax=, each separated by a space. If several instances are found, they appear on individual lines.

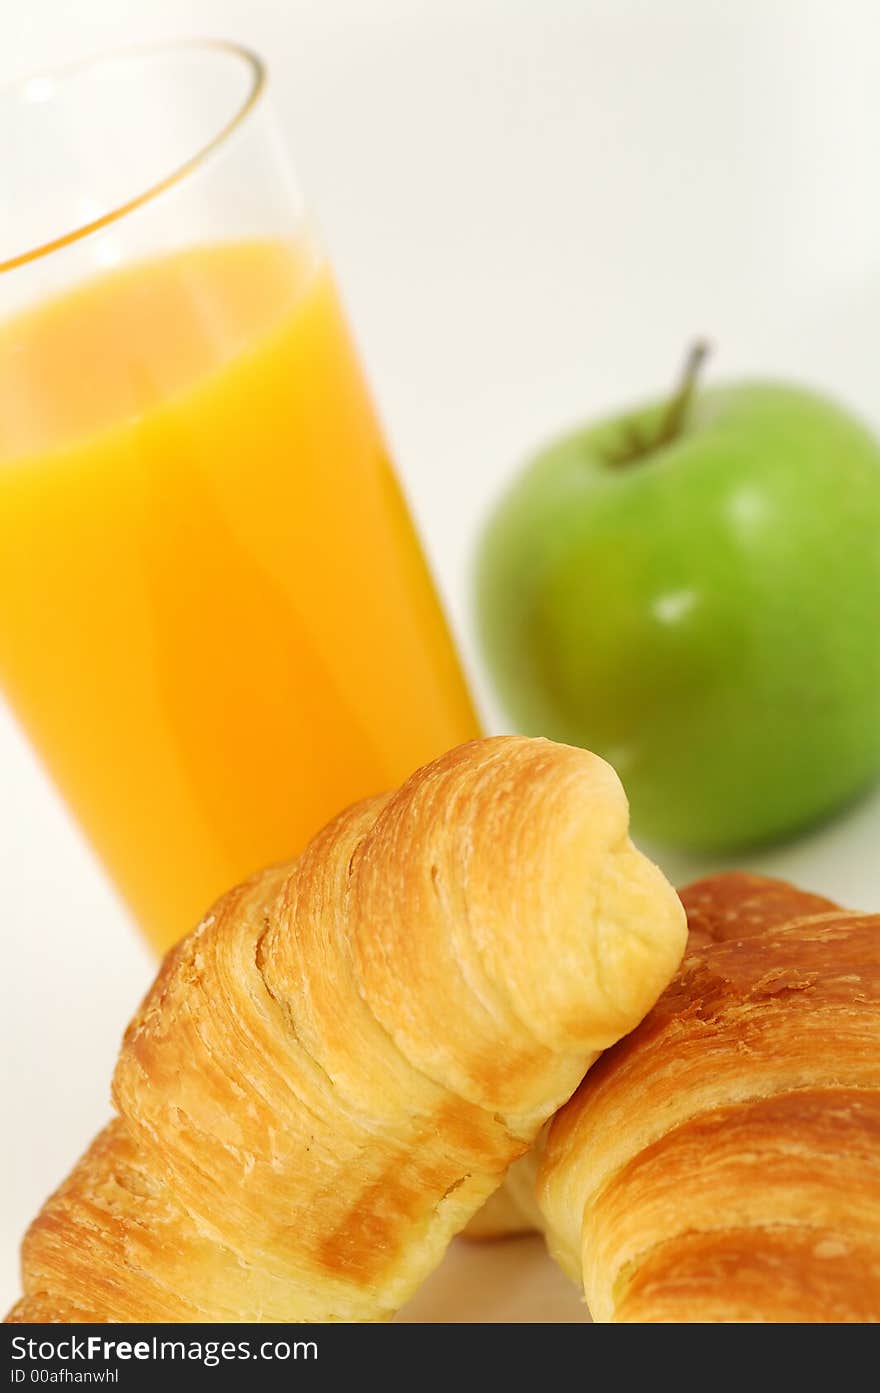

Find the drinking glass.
xmin=0 ymin=40 xmax=479 ymax=952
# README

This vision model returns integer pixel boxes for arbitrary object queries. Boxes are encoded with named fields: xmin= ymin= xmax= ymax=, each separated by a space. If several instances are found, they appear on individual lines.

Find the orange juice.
xmin=0 ymin=239 xmax=478 ymax=950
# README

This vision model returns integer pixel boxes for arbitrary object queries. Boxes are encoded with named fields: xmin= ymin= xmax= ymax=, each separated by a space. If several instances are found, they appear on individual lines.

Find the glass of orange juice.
xmin=0 ymin=41 xmax=479 ymax=952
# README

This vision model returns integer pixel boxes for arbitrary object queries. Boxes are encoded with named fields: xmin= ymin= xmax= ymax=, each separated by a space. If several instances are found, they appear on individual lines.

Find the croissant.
xmin=7 ymin=735 xmax=685 ymax=1323
xmin=467 ymin=872 xmax=847 ymax=1243
xmin=537 ymin=871 xmax=880 ymax=1322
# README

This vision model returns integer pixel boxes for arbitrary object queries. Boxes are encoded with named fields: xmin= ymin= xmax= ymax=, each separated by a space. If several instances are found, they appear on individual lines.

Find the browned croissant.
xmin=7 ymin=735 xmax=686 ymax=1323
xmin=538 ymin=871 xmax=880 ymax=1322
xmin=468 ymin=872 xmax=849 ymax=1242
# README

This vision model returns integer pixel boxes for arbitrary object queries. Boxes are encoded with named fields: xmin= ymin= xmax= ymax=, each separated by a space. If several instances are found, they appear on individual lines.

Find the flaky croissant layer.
xmin=538 ymin=873 xmax=880 ymax=1323
xmin=9 ymin=736 xmax=686 ymax=1323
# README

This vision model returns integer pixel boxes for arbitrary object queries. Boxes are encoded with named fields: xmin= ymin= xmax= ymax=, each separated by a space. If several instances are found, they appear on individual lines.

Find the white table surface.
xmin=3 ymin=0 xmax=880 ymax=1321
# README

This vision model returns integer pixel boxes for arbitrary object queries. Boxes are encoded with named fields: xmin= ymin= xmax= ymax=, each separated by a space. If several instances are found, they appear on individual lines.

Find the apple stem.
xmin=604 ymin=339 xmax=711 ymax=466
xmin=655 ymin=339 xmax=711 ymax=448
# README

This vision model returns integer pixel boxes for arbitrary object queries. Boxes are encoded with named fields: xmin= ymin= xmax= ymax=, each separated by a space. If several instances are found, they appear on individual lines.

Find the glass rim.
xmin=0 ymin=38 xmax=266 ymax=276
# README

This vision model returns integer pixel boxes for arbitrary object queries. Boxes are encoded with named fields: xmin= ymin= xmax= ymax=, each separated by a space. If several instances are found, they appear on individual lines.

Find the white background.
xmin=3 ymin=0 xmax=880 ymax=1320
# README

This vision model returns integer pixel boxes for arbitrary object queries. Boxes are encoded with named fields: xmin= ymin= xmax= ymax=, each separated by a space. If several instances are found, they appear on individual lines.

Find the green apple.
xmin=475 ymin=347 xmax=880 ymax=850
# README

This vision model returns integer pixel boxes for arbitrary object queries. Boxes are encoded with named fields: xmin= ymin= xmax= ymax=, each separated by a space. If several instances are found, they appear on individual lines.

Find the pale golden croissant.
xmin=538 ymin=871 xmax=880 ymax=1323
xmin=8 ymin=735 xmax=686 ymax=1323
